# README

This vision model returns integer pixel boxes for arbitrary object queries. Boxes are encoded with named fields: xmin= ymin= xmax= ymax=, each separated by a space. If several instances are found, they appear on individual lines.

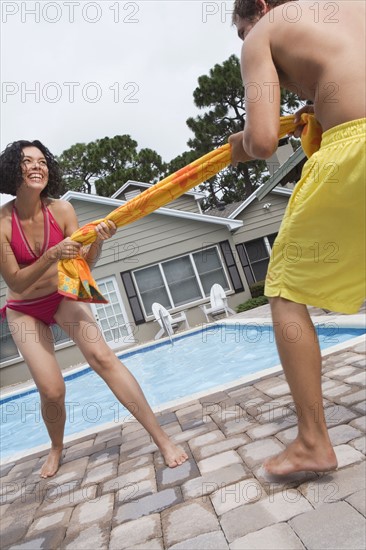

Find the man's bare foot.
xmin=40 ymin=447 xmax=63 ymax=478
xmin=264 ymin=437 xmax=338 ymax=476
xmin=158 ymin=439 xmax=189 ymax=468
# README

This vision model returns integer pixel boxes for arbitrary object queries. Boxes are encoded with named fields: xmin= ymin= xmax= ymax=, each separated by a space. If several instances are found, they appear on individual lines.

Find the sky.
xmin=1 ymin=1 xmax=241 ymax=203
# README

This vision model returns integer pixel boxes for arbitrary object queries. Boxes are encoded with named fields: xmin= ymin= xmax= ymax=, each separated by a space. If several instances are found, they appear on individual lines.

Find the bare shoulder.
xmin=47 ymin=198 xmax=76 ymax=216
xmin=45 ymin=198 xmax=77 ymax=232
xmin=0 ymin=200 xmax=14 ymax=239
xmin=46 ymin=197 xmax=74 ymax=212
xmin=268 ymin=1 xmax=364 ymax=34
xmin=0 ymin=200 xmax=14 ymax=218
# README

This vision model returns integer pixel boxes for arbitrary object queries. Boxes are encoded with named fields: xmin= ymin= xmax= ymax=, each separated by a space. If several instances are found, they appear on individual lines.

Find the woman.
xmin=0 ymin=140 xmax=188 ymax=478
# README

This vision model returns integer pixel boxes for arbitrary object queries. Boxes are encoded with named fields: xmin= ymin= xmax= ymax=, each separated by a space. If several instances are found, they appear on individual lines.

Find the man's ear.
xmin=256 ymin=0 xmax=269 ymax=15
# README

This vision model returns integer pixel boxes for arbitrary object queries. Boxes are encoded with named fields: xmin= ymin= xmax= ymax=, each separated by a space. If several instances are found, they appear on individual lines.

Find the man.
xmin=229 ymin=0 xmax=365 ymax=475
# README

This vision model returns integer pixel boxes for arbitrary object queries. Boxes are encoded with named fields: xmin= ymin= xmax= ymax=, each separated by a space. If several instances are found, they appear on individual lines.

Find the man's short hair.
xmin=232 ymin=0 xmax=294 ymax=22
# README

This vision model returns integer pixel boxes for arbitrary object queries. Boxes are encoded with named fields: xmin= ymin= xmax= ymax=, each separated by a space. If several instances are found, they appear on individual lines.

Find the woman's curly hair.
xmin=0 ymin=140 xmax=63 ymax=197
xmin=232 ymin=0 xmax=294 ymax=22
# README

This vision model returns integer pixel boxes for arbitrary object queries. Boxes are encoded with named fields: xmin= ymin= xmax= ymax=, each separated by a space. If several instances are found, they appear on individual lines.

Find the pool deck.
xmin=1 ymin=305 xmax=365 ymax=549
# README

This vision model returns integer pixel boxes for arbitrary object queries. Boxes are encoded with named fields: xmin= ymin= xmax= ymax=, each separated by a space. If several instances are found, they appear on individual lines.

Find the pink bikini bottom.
xmin=0 ymin=292 xmax=64 ymax=326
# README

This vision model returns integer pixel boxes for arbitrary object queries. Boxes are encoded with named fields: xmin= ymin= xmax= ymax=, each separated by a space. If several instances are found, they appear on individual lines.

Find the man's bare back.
xmin=240 ymin=0 xmax=365 ymax=132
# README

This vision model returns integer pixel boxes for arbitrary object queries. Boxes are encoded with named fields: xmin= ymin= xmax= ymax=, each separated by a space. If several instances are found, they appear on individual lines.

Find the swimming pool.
xmin=1 ymin=318 xmax=365 ymax=461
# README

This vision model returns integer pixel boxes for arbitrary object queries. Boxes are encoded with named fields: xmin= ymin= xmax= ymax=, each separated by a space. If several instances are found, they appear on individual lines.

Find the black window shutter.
xmin=236 ymin=243 xmax=255 ymax=286
xmin=120 ymin=271 xmax=145 ymax=325
xmin=219 ymin=240 xmax=244 ymax=293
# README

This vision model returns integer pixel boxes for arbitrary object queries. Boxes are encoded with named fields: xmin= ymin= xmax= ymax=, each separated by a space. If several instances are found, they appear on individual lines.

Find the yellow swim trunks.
xmin=265 ymin=118 xmax=366 ymax=314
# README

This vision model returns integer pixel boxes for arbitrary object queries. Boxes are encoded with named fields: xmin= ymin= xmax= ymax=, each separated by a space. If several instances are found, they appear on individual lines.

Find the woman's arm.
xmin=81 ymin=221 xmax=117 ymax=270
xmin=0 ymin=230 xmax=81 ymax=295
xmin=52 ymin=200 xmax=117 ymax=270
xmin=0 ymin=200 xmax=81 ymax=294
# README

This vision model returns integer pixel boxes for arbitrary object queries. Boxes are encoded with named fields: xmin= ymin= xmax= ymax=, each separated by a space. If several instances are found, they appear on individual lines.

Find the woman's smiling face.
xmin=20 ymin=146 xmax=49 ymax=191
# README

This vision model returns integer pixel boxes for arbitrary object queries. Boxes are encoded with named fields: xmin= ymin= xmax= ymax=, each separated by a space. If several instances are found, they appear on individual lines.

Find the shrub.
xmin=249 ymin=280 xmax=266 ymax=298
xmin=236 ymin=295 xmax=269 ymax=312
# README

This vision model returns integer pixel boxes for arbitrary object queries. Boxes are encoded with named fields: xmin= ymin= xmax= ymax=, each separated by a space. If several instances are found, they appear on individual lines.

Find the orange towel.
xmin=58 ymin=114 xmax=322 ymax=302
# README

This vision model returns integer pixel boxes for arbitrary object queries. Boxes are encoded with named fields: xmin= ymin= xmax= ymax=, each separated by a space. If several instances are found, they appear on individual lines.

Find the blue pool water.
xmin=1 ymin=323 xmax=364 ymax=459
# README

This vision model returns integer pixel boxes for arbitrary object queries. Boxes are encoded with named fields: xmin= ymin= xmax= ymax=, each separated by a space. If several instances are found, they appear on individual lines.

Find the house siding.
xmin=166 ymin=195 xmax=201 ymax=213
xmin=232 ymin=194 xmax=288 ymax=244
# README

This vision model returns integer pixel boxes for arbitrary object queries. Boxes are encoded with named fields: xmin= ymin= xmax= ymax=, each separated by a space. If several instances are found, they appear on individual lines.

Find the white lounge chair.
xmin=152 ymin=303 xmax=190 ymax=340
xmin=200 ymin=283 xmax=235 ymax=322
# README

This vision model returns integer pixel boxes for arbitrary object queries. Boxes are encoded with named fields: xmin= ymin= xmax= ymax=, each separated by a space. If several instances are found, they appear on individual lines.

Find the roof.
xmin=203 ymin=201 xmax=243 ymax=218
xmin=111 ymin=180 xmax=206 ymax=202
xmin=204 ymin=187 xmax=293 ymax=220
xmin=204 ymin=146 xmax=305 ymax=220
xmin=255 ymin=146 xmax=306 ymax=201
xmin=61 ymin=191 xmax=243 ymax=231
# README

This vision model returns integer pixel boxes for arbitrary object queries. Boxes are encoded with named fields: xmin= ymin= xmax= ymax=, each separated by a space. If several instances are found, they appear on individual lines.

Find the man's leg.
xmin=264 ymin=297 xmax=338 ymax=475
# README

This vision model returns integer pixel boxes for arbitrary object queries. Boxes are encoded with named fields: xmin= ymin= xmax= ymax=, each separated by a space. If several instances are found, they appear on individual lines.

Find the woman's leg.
xmin=54 ymin=300 xmax=188 ymax=467
xmin=264 ymin=297 xmax=337 ymax=474
xmin=6 ymin=309 xmax=66 ymax=478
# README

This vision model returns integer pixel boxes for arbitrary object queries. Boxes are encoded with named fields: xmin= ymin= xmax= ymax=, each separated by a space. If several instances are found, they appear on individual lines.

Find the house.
xmin=0 ymin=145 xmax=305 ymax=386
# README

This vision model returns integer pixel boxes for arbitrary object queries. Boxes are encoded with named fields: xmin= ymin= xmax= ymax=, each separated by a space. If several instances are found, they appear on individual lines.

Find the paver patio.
xmin=1 ymin=305 xmax=365 ymax=549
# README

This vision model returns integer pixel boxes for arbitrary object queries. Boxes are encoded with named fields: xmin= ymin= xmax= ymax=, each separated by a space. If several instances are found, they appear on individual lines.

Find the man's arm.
xmin=240 ymin=24 xmax=281 ymax=159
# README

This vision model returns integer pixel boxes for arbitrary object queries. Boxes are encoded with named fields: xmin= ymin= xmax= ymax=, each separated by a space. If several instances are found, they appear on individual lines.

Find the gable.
xmin=232 ymin=192 xmax=290 ymax=242
xmin=114 ymin=183 xmax=202 ymax=214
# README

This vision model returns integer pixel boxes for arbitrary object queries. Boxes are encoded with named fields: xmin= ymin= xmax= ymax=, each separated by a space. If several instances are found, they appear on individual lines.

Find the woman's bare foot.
xmin=40 ymin=447 xmax=63 ymax=478
xmin=157 ymin=438 xmax=189 ymax=468
xmin=264 ymin=437 xmax=338 ymax=476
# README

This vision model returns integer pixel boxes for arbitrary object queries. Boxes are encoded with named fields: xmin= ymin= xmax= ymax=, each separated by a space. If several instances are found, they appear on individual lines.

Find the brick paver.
xmin=1 ymin=306 xmax=365 ymax=549
xmin=161 ymin=500 xmax=219 ymax=548
xmin=109 ymin=514 xmax=162 ymax=550
xmin=289 ymin=501 xmax=365 ymax=549
xmin=345 ymin=489 xmax=366 ymax=516
xmin=220 ymin=489 xmax=312 ymax=542
xmin=181 ymin=463 xmax=250 ymax=500
xmin=196 ymin=450 xmax=242 ymax=475
xmin=230 ymin=523 xmax=305 ymax=549
xmin=168 ymin=530 xmax=229 ymax=549
xmin=298 ymin=462 xmax=366 ymax=507
xmin=237 ymin=437 xmax=285 ymax=468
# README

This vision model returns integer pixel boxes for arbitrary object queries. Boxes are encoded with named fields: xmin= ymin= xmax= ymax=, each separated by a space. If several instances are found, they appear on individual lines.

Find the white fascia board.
xmin=61 ymin=191 xmax=242 ymax=231
xmin=62 ymin=191 xmax=123 ymax=208
xmin=111 ymin=181 xmax=206 ymax=201
xmin=228 ymin=195 xmax=257 ymax=219
xmin=271 ymin=187 xmax=293 ymax=197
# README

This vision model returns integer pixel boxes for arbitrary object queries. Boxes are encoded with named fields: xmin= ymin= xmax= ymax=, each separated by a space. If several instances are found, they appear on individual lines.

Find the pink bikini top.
xmin=10 ymin=202 xmax=64 ymax=266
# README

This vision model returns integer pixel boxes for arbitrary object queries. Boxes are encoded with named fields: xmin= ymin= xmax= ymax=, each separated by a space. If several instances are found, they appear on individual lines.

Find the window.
xmin=0 ymin=318 xmax=71 ymax=364
xmin=92 ymin=276 xmax=135 ymax=348
xmin=242 ymin=233 xmax=278 ymax=283
xmin=267 ymin=233 xmax=277 ymax=248
xmin=245 ymin=238 xmax=270 ymax=282
xmin=133 ymin=246 xmax=230 ymax=316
